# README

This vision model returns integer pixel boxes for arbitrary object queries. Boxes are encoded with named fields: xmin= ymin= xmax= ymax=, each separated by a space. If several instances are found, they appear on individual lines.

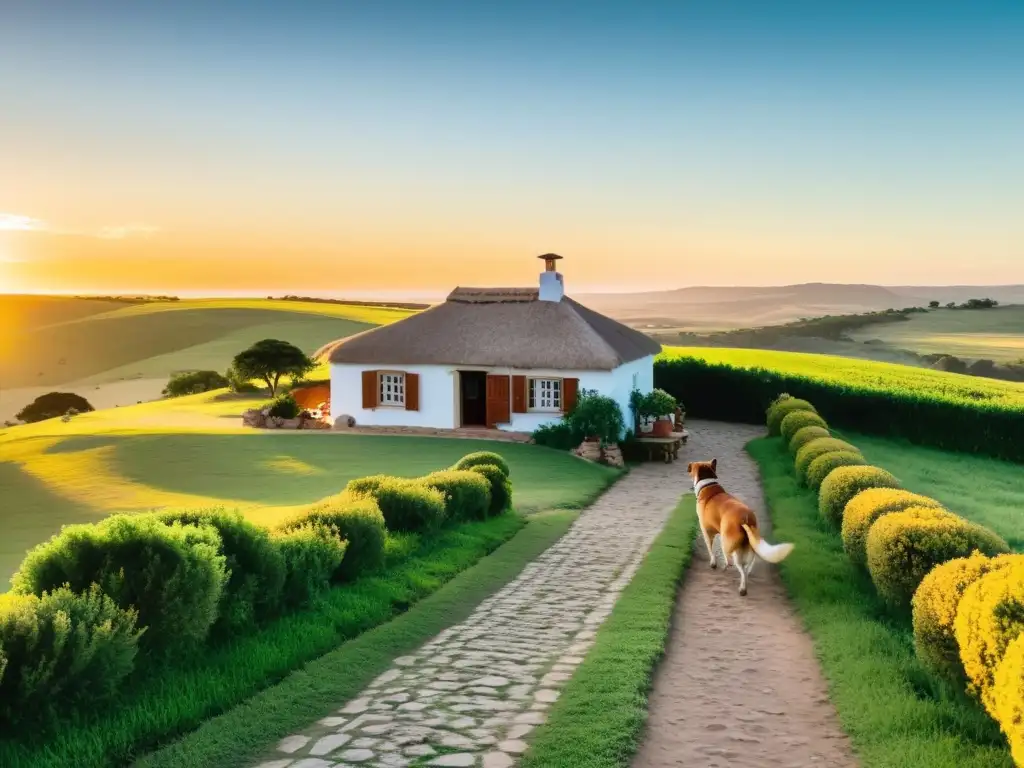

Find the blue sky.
xmin=1 ymin=1 xmax=1022 ymax=291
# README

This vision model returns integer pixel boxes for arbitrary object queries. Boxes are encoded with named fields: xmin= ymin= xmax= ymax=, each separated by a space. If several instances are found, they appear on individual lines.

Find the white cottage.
xmin=327 ymin=254 xmax=661 ymax=433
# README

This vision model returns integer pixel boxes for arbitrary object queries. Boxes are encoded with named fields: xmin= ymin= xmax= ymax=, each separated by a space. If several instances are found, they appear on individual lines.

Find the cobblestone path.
xmin=253 ymin=460 xmax=692 ymax=768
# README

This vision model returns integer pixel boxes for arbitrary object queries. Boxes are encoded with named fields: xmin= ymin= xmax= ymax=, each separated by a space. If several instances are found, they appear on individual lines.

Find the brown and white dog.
xmin=688 ymin=458 xmax=794 ymax=596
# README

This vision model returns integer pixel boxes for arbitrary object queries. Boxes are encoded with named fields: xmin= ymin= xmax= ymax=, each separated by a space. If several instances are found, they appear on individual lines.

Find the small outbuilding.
xmin=327 ymin=254 xmax=661 ymax=433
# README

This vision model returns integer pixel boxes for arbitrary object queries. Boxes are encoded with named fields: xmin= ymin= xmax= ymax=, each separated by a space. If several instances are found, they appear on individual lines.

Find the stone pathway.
xmin=632 ymin=420 xmax=857 ymax=767
xmin=253 ymin=460 xmax=692 ymax=768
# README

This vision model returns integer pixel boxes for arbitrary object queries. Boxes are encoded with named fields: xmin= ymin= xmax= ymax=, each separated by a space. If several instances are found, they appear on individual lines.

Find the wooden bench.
xmin=634 ymin=430 xmax=689 ymax=463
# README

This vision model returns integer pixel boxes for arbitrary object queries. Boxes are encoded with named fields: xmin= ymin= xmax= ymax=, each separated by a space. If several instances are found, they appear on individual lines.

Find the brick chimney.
xmin=538 ymin=253 xmax=564 ymax=302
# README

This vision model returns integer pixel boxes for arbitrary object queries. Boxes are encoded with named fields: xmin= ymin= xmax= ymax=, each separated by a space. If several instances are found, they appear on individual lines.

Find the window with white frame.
xmin=379 ymin=372 xmax=405 ymax=406
xmin=529 ymin=378 xmax=561 ymax=412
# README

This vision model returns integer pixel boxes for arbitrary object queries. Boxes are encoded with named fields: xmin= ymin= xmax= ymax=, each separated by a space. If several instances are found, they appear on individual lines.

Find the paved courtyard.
xmin=252 ymin=459 xmax=692 ymax=768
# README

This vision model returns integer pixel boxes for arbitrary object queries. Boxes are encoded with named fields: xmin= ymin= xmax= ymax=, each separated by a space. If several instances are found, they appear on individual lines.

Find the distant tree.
xmin=930 ymin=355 xmax=968 ymax=374
xmin=946 ymin=301 xmax=957 ymax=309
xmin=17 ymin=392 xmax=94 ymax=423
xmin=967 ymin=359 xmax=997 ymax=377
xmin=929 ymin=300 xmax=940 ymax=309
xmin=162 ymin=370 xmax=230 ymax=398
xmin=232 ymin=339 xmax=315 ymax=396
xmin=961 ymin=298 xmax=999 ymax=309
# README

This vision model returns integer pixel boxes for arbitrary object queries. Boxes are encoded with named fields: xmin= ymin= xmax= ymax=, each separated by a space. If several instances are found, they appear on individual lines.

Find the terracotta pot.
xmin=651 ymin=418 xmax=673 ymax=437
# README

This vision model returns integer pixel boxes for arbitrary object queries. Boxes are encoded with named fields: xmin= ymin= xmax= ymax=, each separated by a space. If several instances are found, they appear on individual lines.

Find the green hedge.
xmin=453 ymin=451 xmax=511 ymax=478
xmin=156 ymin=509 xmax=286 ymax=636
xmin=278 ymin=495 xmax=387 ymax=581
xmin=374 ymin=480 xmax=448 ymax=532
xmin=655 ymin=355 xmax=1024 ymax=462
xmin=271 ymin=524 xmax=348 ymax=608
xmin=12 ymin=515 xmax=228 ymax=656
xmin=466 ymin=464 xmax=512 ymax=516
xmin=421 ymin=470 xmax=492 ymax=521
xmin=0 ymin=586 xmax=141 ymax=726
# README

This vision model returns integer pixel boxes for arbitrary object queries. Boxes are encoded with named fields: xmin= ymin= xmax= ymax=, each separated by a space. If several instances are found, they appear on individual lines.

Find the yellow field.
xmin=661 ymin=346 xmax=1024 ymax=408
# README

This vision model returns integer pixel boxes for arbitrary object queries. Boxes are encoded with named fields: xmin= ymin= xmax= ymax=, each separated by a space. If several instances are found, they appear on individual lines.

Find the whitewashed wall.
xmin=330 ymin=363 xmax=456 ymax=430
xmin=330 ymin=353 xmax=656 ymax=435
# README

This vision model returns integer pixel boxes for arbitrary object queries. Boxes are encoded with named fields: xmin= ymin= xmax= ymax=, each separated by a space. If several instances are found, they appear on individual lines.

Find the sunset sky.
xmin=1 ymin=1 xmax=1022 ymax=295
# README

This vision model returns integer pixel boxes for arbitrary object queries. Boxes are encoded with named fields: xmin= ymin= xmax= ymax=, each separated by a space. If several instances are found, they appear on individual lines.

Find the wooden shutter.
xmin=405 ymin=373 xmax=420 ymax=411
xmin=562 ymin=377 xmax=579 ymax=413
xmin=485 ymin=375 xmax=511 ymax=428
xmin=361 ymin=370 xmax=378 ymax=409
xmin=511 ymin=375 xmax=528 ymax=413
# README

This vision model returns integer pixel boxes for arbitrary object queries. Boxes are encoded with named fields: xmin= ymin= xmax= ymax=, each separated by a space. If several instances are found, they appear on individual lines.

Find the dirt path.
xmin=633 ymin=420 xmax=857 ymax=768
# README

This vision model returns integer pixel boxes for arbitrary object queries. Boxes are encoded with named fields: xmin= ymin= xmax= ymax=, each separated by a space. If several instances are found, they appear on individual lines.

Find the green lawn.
xmin=749 ymin=438 xmax=1013 ymax=767
xmin=847 ymin=431 xmax=1024 ymax=551
xmin=0 ymin=393 xmax=617 ymax=586
xmin=847 ymin=305 xmax=1024 ymax=363
xmin=521 ymin=497 xmax=697 ymax=768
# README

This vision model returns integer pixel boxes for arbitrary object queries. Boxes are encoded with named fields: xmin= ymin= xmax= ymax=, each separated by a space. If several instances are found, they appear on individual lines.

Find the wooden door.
xmin=485 ymin=375 xmax=511 ymax=428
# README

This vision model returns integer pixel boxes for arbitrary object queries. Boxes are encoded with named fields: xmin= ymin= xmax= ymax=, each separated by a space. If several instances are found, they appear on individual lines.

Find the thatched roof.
xmin=326 ymin=289 xmax=661 ymax=370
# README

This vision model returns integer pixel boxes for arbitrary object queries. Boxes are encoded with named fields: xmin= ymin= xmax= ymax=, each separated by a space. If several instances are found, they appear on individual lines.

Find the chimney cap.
xmin=538 ymin=253 xmax=563 ymax=272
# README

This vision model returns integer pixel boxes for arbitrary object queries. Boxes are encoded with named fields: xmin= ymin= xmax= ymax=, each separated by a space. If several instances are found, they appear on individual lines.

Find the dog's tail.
xmin=742 ymin=524 xmax=794 ymax=564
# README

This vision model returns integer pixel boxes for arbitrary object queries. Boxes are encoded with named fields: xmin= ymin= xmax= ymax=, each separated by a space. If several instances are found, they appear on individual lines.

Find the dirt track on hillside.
xmin=632 ymin=420 xmax=857 ymax=768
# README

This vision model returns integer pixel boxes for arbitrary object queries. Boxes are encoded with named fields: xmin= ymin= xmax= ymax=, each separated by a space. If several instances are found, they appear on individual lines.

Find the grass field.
xmin=521 ymin=497 xmax=697 ymax=768
xmin=0 ymin=391 xmax=618 ymax=586
xmin=0 ymin=296 xmax=416 ymax=389
xmin=660 ymin=346 xmax=1024 ymax=409
xmin=750 ymin=438 xmax=1014 ymax=767
xmin=847 ymin=305 xmax=1024 ymax=362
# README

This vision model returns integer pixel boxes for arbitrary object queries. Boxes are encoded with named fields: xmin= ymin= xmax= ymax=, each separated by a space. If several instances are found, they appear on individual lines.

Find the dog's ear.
xmin=686 ymin=462 xmax=693 ymax=473
xmin=711 ymin=458 xmax=718 ymax=471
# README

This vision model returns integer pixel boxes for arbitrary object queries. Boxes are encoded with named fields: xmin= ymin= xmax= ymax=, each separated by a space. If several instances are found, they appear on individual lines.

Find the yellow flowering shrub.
xmin=766 ymin=396 xmax=816 ymax=436
xmin=780 ymin=410 xmax=828 ymax=445
xmin=819 ymin=465 xmax=901 ymax=527
xmin=842 ymin=489 xmax=945 ymax=568
xmin=993 ymin=632 xmax=1024 ymax=767
xmin=912 ymin=552 xmax=1021 ymax=683
xmin=954 ymin=558 xmax=1024 ymax=715
xmin=794 ymin=438 xmax=863 ymax=485
xmin=805 ymin=451 xmax=866 ymax=491
xmin=866 ymin=507 xmax=1009 ymax=611
xmin=788 ymin=424 xmax=831 ymax=454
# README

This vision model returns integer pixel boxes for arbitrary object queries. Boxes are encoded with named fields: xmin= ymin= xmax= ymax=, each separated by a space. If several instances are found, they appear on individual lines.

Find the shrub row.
xmin=1 ymin=450 xmax=512 ymax=732
xmin=656 ymin=355 xmax=1024 ymax=462
xmin=914 ymin=552 xmax=1024 ymax=762
xmin=340 ymin=451 xmax=512 ymax=531
xmin=768 ymin=396 xmax=1021 ymax=759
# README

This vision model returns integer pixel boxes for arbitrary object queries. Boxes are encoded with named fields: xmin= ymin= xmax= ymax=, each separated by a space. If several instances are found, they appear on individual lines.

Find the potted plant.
xmin=569 ymin=389 xmax=625 ymax=447
xmin=638 ymin=389 xmax=678 ymax=437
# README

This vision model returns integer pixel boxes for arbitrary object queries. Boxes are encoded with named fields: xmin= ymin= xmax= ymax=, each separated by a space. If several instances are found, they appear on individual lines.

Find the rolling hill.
xmin=0 ymin=296 xmax=416 ymax=422
xmin=577 ymin=283 xmax=1024 ymax=331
